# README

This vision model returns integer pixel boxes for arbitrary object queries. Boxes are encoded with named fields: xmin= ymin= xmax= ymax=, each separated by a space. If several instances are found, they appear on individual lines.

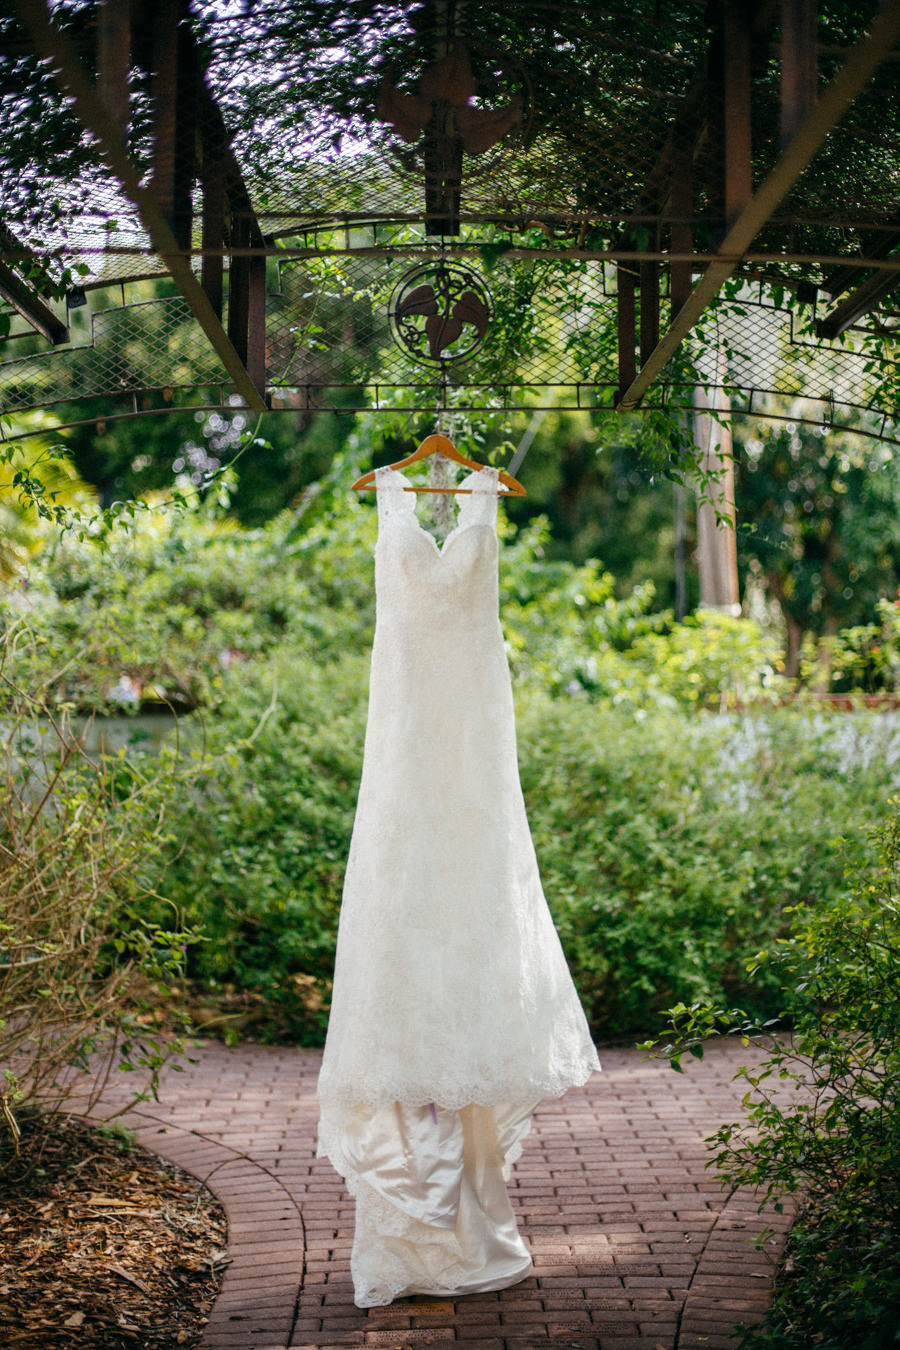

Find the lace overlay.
xmin=318 ymin=463 xmax=600 ymax=1304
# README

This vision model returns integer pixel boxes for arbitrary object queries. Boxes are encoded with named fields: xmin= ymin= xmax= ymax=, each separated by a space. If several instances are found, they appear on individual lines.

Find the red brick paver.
xmin=87 ymin=1040 xmax=792 ymax=1350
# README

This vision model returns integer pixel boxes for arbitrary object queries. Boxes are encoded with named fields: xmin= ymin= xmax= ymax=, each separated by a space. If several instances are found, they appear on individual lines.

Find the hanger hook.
xmin=435 ymin=360 xmax=451 ymax=439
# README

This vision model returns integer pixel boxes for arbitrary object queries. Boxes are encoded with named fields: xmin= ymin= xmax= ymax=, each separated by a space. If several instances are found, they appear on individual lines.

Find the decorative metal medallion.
xmin=389 ymin=262 xmax=492 ymax=365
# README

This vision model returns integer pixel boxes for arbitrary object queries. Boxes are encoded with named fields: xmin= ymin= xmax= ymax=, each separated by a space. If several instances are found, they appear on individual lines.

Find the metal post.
xmin=639 ymin=260 xmax=660 ymax=365
xmin=724 ymin=0 xmax=753 ymax=225
xmin=97 ymin=0 xmax=130 ymax=133
xmin=10 ymin=0 xmax=267 ymax=411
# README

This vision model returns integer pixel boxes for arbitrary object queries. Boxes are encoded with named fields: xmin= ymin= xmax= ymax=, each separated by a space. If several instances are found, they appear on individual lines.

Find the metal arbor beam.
xmin=0 ymin=223 xmax=69 ymax=344
xmin=615 ymin=3 xmax=900 ymax=412
xmin=12 ymin=0 xmax=268 ymax=412
xmin=723 ymin=0 xmax=753 ymax=225
xmin=817 ymin=259 xmax=900 ymax=339
xmin=96 ymin=0 xmax=130 ymax=130
xmin=817 ymin=229 xmax=900 ymax=339
xmin=0 ymin=262 xmax=69 ymax=345
xmin=615 ymin=2 xmax=777 ymax=376
xmin=150 ymin=0 xmax=197 ymax=251
xmin=822 ymin=231 xmax=900 ymax=299
xmin=780 ymin=0 xmax=818 ymax=148
xmin=193 ymin=79 xmax=268 ymax=389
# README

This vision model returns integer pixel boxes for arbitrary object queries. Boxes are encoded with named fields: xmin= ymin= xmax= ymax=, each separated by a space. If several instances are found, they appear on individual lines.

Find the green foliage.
xmin=735 ymin=416 xmax=900 ymax=671
xmin=7 ymin=475 xmax=900 ymax=1049
xmin=644 ymin=804 xmax=900 ymax=1349
xmin=799 ymin=595 xmax=900 ymax=694
xmin=150 ymin=624 xmax=899 ymax=1041
xmin=519 ymin=698 xmax=898 ymax=1038
xmin=491 ymin=406 xmax=687 ymax=608
xmin=147 ymin=650 xmax=367 ymax=1043
xmin=0 ymin=638 xmax=199 ymax=1157
xmin=92 ymin=1119 xmax=138 ymax=1150
xmin=500 ymin=517 xmax=783 ymax=706
xmin=0 ymin=425 xmax=98 ymax=578
xmin=1 ymin=476 xmax=376 ymax=711
xmin=5 ymin=469 xmax=784 ymax=714
xmin=52 ymin=367 xmax=359 ymax=525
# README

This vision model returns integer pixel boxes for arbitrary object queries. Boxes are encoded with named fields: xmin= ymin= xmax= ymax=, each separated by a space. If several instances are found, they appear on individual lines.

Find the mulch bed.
xmin=0 ymin=1113 xmax=227 ymax=1348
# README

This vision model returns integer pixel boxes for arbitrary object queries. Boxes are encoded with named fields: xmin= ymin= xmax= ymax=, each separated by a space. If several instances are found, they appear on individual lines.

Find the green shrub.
xmin=519 ymin=697 xmax=898 ymax=1036
xmin=800 ymin=595 xmax=900 ymax=695
xmin=0 ymin=641 xmax=197 ymax=1159
xmin=644 ymin=804 xmax=900 ymax=1349
xmin=5 ymin=496 xmax=786 ymax=715
xmin=8 ymin=486 xmax=900 ymax=1047
xmin=153 ymin=639 xmax=900 ymax=1041
xmin=149 ymin=649 xmax=368 ymax=1042
xmin=2 ymin=490 xmax=376 ymax=711
xmin=500 ymin=518 xmax=784 ymax=708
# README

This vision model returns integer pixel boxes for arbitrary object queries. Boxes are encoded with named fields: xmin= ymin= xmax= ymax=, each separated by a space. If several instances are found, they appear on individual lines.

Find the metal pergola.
xmin=2 ymin=1 xmax=900 ymax=443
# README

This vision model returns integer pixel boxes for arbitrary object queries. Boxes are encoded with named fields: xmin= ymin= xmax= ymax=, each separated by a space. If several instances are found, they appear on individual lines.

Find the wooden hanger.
xmin=351 ymin=433 xmax=526 ymax=496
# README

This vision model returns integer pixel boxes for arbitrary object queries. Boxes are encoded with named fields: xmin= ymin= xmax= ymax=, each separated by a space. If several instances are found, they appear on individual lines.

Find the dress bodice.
xmin=373 ymin=465 xmax=500 ymax=621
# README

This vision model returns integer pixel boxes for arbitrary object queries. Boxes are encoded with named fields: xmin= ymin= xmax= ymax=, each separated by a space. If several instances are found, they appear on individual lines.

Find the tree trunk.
xmin=782 ymin=611 xmax=806 ymax=679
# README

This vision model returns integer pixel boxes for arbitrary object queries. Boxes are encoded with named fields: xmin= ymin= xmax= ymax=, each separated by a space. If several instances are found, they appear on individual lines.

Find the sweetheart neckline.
xmin=379 ymin=516 xmax=495 ymax=559
xmin=412 ymin=517 xmax=492 ymax=557
xmin=377 ymin=465 xmax=497 ymax=558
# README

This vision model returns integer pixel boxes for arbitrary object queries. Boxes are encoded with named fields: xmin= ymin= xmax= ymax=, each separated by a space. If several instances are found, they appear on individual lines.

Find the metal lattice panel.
xmin=690 ymin=292 xmax=900 ymax=434
xmin=0 ymin=296 xmax=227 ymax=414
xmin=3 ymin=2 xmax=898 ymax=264
xmin=2 ymin=255 xmax=898 ymax=444
xmin=264 ymin=253 xmax=618 ymax=405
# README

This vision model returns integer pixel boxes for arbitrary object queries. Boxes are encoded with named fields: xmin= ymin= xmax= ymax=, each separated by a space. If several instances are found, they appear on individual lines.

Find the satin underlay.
xmin=328 ymin=1099 xmax=538 ymax=1307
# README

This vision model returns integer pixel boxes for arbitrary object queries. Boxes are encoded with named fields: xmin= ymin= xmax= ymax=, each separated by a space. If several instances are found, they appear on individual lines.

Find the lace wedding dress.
xmin=317 ymin=464 xmax=600 ymax=1307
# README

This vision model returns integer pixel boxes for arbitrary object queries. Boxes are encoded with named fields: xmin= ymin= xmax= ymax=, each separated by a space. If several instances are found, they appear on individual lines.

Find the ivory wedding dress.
xmin=317 ymin=464 xmax=600 ymax=1307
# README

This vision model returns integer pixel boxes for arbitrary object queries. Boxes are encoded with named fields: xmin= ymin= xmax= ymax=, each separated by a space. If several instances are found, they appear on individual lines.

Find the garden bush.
xmin=143 ymin=649 xmax=369 ymax=1042
xmin=645 ymin=800 xmax=900 ymax=1349
xmin=153 ymin=638 xmax=900 ymax=1040
xmin=7 ymin=484 xmax=900 ymax=1044
xmin=2 ymin=484 xmax=377 ymax=711
xmin=500 ymin=524 xmax=785 ymax=708
xmin=5 ymin=488 xmax=787 ymax=715
xmin=0 ymin=637 xmax=197 ymax=1159
xmin=515 ymin=697 xmax=898 ymax=1036
xmin=800 ymin=594 xmax=900 ymax=695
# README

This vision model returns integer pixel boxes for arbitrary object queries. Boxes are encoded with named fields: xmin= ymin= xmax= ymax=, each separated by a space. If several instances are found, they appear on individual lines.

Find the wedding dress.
xmin=317 ymin=464 xmax=600 ymax=1307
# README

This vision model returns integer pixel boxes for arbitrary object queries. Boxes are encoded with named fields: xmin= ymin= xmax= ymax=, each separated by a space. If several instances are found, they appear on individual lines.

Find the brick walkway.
xmin=91 ymin=1039 xmax=792 ymax=1350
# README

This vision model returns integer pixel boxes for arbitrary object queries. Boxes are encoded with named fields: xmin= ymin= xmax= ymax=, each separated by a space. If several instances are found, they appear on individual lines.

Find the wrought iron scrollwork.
xmin=389 ymin=262 xmax=492 ymax=365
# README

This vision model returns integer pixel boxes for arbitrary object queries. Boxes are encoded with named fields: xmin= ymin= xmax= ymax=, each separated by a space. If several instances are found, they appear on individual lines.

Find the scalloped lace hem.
xmin=317 ymin=1056 xmax=600 ymax=1114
